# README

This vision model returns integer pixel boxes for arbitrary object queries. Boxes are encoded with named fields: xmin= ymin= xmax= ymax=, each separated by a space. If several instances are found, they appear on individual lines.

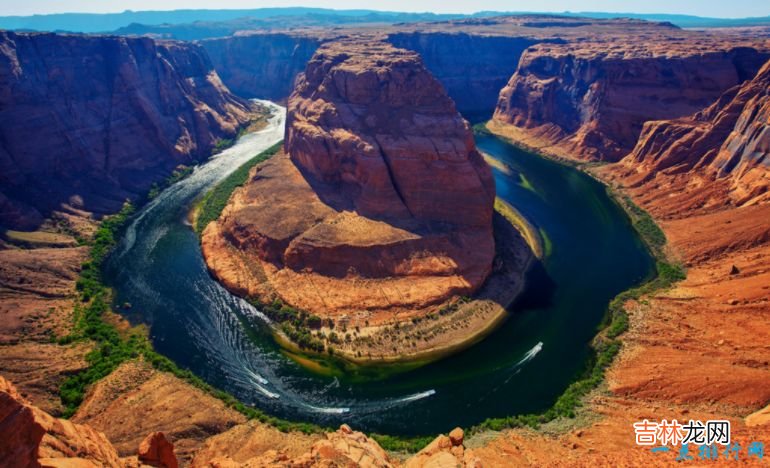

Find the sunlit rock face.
xmin=205 ymin=39 xmax=496 ymax=319
xmin=493 ymin=42 xmax=770 ymax=162
xmin=621 ymin=58 xmax=770 ymax=206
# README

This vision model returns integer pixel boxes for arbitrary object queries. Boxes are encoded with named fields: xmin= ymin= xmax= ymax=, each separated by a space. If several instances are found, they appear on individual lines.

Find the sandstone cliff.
xmin=285 ymin=39 xmax=495 ymax=228
xmin=0 ymin=375 xmax=123 ymax=467
xmin=493 ymin=42 xmax=770 ymax=161
xmin=0 ymin=31 xmax=253 ymax=229
xmin=2 ymin=372 xmax=486 ymax=468
xmin=621 ymin=58 xmax=770 ymax=207
xmin=201 ymin=33 xmax=322 ymax=101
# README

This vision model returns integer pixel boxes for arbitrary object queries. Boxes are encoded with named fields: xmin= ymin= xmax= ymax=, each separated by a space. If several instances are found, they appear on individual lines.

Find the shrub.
xmin=195 ymin=142 xmax=282 ymax=234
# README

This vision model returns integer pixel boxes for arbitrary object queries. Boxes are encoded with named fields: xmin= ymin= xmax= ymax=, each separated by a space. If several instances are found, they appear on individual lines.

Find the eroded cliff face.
xmin=619 ymin=58 xmax=770 ymax=209
xmin=493 ymin=42 xmax=770 ymax=161
xmin=0 ymin=31 xmax=253 ymax=229
xmin=201 ymin=33 xmax=322 ymax=101
xmin=204 ymin=39 xmax=498 ymax=326
xmin=386 ymin=32 xmax=544 ymax=119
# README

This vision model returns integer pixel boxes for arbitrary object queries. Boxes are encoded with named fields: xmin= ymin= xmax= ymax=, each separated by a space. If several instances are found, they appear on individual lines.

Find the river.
xmin=104 ymin=101 xmax=654 ymax=435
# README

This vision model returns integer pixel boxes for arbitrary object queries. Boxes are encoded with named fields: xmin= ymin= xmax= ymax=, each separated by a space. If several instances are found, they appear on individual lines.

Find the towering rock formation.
xmin=285 ymin=39 xmax=495 ymax=228
xmin=492 ymin=42 xmax=770 ymax=161
xmin=201 ymin=39 xmax=523 ymax=362
xmin=206 ymin=39 xmax=495 ymax=318
xmin=0 ymin=375 xmax=122 ymax=467
xmin=618 ymin=58 xmax=770 ymax=208
xmin=0 ymin=31 xmax=254 ymax=229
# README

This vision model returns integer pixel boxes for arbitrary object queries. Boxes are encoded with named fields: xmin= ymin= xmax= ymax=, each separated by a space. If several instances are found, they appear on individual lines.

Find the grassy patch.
xmin=371 ymin=433 xmax=436 ymax=453
xmin=59 ymin=202 xmax=138 ymax=416
xmin=472 ymin=122 xmax=493 ymax=136
xmin=56 ymin=124 xmax=688 ymax=453
xmin=210 ymin=109 xmax=271 ymax=156
xmin=622 ymin=196 xmax=667 ymax=256
xmin=195 ymin=141 xmax=282 ymax=235
xmin=459 ymin=171 xmax=686 ymax=438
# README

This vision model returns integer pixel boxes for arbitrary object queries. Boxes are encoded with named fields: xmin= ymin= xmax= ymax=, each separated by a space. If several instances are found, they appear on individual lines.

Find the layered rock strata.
xmin=618 ymin=58 xmax=770 ymax=208
xmin=0 ymin=375 xmax=122 ymax=467
xmin=0 ymin=31 xmax=253 ymax=229
xmin=493 ymin=41 xmax=770 ymax=161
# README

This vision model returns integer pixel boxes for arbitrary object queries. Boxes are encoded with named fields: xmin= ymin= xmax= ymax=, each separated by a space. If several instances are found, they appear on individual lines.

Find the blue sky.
xmin=3 ymin=1 xmax=770 ymax=18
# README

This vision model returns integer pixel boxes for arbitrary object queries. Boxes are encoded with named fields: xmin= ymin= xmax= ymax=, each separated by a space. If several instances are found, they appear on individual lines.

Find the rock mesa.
xmin=203 ymin=39 xmax=496 ymax=324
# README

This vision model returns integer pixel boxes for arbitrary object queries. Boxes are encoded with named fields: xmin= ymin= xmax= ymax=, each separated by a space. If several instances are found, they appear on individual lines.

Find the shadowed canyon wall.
xmin=201 ymin=33 xmax=322 ymax=102
xmin=0 ymin=31 xmax=252 ymax=229
xmin=202 ymin=31 xmax=547 ymax=120
xmin=386 ymin=32 xmax=546 ymax=119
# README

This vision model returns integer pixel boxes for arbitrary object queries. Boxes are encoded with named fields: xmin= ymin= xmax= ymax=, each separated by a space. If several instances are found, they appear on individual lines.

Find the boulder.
xmin=138 ymin=432 xmax=178 ymax=468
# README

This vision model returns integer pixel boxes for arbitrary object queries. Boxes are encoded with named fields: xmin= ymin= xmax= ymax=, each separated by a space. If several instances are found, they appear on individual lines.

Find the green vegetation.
xmin=210 ymin=111 xmax=271 ymax=156
xmin=249 ymin=298 xmax=327 ymax=353
xmin=622 ymin=196 xmax=667 ymax=256
xmin=195 ymin=141 xmax=283 ymax=234
xmin=459 ymin=174 xmax=687 ymax=437
xmin=212 ymin=137 xmax=236 ymax=155
xmin=371 ymin=434 xmax=436 ymax=453
xmin=472 ymin=122 xmax=493 ymax=136
xmin=53 ymin=124 xmax=689 ymax=453
xmin=59 ymin=202 xmax=138 ymax=416
xmin=363 ymin=137 xmax=688 ymax=452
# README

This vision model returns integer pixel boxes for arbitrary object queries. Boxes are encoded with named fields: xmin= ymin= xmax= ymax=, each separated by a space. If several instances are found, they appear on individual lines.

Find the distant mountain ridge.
xmin=0 ymin=8 xmax=470 ymax=33
xmin=0 ymin=7 xmax=769 ymax=35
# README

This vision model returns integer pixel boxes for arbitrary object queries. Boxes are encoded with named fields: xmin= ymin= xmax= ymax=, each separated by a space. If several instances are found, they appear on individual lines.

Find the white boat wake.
xmin=515 ymin=342 xmax=544 ymax=368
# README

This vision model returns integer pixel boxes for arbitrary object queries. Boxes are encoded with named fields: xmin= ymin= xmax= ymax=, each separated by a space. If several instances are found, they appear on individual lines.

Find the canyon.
xmin=0 ymin=31 xmax=255 ymax=230
xmin=482 ymin=22 xmax=770 ymax=466
xmin=0 ymin=12 xmax=769 ymax=468
xmin=201 ymin=33 xmax=322 ymax=102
